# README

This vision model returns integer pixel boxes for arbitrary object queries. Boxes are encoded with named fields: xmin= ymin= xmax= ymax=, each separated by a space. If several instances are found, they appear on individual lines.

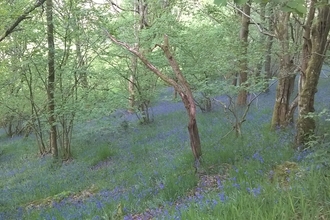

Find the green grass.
xmin=1 ymin=91 xmax=330 ymax=219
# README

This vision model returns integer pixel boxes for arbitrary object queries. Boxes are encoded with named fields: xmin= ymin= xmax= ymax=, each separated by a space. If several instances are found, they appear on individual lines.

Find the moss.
xmin=270 ymin=161 xmax=300 ymax=189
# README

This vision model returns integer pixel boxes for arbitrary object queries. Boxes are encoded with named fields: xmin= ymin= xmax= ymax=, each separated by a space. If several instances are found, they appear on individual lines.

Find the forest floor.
xmin=1 ymin=70 xmax=330 ymax=219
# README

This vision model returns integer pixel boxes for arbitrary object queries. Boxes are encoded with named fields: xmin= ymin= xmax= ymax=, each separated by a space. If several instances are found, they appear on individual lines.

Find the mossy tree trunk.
xmin=296 ymin=2 xmax=330 ymax=147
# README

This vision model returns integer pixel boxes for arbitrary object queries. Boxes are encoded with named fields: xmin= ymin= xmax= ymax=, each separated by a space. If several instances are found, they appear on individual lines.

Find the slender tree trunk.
xmin=129 ymin=59 xmax=136 ymax=113
xmin=264 ymin=6 xmax=274 ymax=92
xmin=255 ymin=4 xmax=266 ymax=79
xmin=271 ymin=12 xmax=296 ymax=129
xmin=46 ymin=0 xmax=58 ymax=158
xmin=271 ymin=60 xmax=295 ymax=129
xmin=75 ymin=33 xmax=88 ymax=88
xmin=299 ymin=0 xmax=315 ymax=92
xmin=296 ymin=3 xmax=330 ymax=147
xmin=159 ymin=36 xmax=202 ymax=162
xmin=107 ymin=34 xmax=202 ymax=162
xmin=237 ymin=3 xmax=250 ymax=106
xmin=24 ymin=66 xmax=47 ymax=154
xmin=128 ymin=0 xmax=148 ymax=114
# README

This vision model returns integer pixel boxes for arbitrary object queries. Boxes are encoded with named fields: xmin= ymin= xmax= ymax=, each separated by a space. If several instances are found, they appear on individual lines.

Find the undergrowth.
xmin=1 ymin=82 xmax=330 ymax=219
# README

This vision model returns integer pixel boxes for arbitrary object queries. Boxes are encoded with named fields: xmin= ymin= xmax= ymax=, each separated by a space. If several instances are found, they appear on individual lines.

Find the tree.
xmin=107 ymin=34 xmax=202 ymax=163
xmin=296 ymin=2 xmax=330 ymax=147
xmin=262 ymin=3 xmax=275 ymax=87
xmin=46 ymin=0 xmax=58 ymax=158
xmin=237 ymin=2 xmax=250 ymax=106
xmin=270 ymin=10 xmax=297 ymax=129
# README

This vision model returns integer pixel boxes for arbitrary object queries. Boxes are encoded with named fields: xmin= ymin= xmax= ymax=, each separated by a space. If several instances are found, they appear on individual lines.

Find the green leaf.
xmin=234 ymin=0 xmax=249 ymax=4
xmin=283 ymin=0 xmax=307 ymax=16
xmin=295 ymin=4 xmax=307 ymax=14
xmin=254 ymin=0 xmax=269 ymax=3
xmin=214 ymin=0 xmax=227 ymax=6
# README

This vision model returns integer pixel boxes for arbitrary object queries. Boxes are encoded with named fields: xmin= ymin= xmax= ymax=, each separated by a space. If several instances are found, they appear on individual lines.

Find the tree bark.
xmin=299 ymin=0 xmax=316 ymax=93
xmin=161 ymin=37 xmax=202 ymax=161
xmin=237 ymin=3 xmax=250 ymax=106
xmin=271 ymin=60 xmax=295 ymax=129
xmin=264 ymin=6 xmax=274 ymax=90
xmin=46 ymin=0 xmax=58 ymax=158
xmin=107 ymin=34 xmax=202 ymax=162
xmin=296 ymin=3 xmax=330 ymax=147
xmin=271 ymin=11 xmax=296 ymax=129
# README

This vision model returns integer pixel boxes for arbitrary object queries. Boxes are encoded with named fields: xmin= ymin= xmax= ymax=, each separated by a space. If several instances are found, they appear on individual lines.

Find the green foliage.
xmin=282 ymin=0 xmax=307 ymax=16
xmin=214 ymin=0 xmax=227 ymax=6
xmin=234 ymin=0 xmax=249 ymax=4
xmin=159 ymin=152 xmax=198 ymax=201
xmin=1 ymin=97 xmax=330 ymax=219
xmin=213 ymin=0 xmax=307 ymax=17
xmin=90 ymin=144 xmax=115 ymax=167
xmin=0 ymin=0 xmax=329 ymax=219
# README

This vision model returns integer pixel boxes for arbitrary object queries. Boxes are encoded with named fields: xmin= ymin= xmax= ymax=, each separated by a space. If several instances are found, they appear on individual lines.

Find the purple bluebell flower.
xmin=96 ymin=200 xmax=103 ymax=209
xmin=233 ymin=183 xmax=240 ymax=189
xmin=252 ymin=152 xmax=264 ymax=163
xmin=216 ymin=177 xmax=223 ymax=190
xmin=247 ymin=186 xmax=262 ymax=197
xmin=219 ymin=192 xmax=226 ymax=202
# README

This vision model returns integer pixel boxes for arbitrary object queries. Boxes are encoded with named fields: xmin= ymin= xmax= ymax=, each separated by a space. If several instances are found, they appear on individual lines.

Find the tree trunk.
xmin=271 ymin=11 xmax=296 ymax=129
xmin=24 ymin=66 xmax=47 ymax=154
xmin=271 ymin=61 xmax=295 ymax=129
xmin=299 ymin=0 xmax=316 ymax=93
xmin=186 ymin=97 xmax=202 ymax=161
xmin=128 ymin=62 xmax=136 ymax=113
xmin=106 ymin=34 xmax=202 ymax=162
xmin=161 ymin=36 xmax=202 ymax=162
xmin=46 ymin=0 xmax=58 ymax=158
xmin=264 ymin=6 xmax=274 ymax=92
xmin=237 ymin=3 xmax=250 ymax=106
xmin=296 ymin=3 xmax=330 ymax=147
xmin=75 ymin=33 xmax=88 ymax=88
xmin=255 ymin=3 xmax=267 ymax=79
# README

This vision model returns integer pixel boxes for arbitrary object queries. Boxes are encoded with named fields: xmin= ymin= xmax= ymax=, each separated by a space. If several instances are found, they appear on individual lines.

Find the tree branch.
xmin=105 ymin=31 xmax=181 ymax=91
xmin=0 ymin=0 xmax=46 ymax=42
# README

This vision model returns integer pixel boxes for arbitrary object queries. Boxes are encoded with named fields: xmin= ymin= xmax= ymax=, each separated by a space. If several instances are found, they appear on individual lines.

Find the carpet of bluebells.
xmin=0 ymin=71 xmax=330 ymax=219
